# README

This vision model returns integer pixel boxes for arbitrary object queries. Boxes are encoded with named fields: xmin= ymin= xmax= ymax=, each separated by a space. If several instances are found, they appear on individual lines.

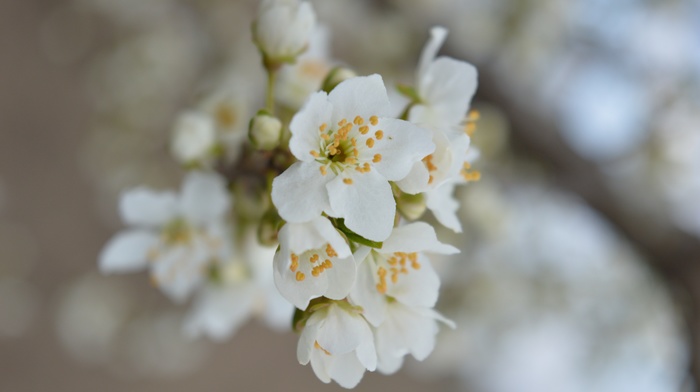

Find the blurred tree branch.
xmin=477 ymin=69 xmax=700 ymax=388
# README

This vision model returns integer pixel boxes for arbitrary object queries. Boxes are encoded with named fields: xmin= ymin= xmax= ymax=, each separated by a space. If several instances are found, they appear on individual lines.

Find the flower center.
xmin=309 ymin=115 xmax=384 ymax=180
xmin=289 ymin=243 xmax=338 ymax=282
xmin=372 ymin=251 xmax=421 ymax=294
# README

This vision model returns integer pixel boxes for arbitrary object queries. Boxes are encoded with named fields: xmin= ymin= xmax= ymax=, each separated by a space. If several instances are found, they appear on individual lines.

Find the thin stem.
xmin=266 ymin=68 xmax=277 ymax=114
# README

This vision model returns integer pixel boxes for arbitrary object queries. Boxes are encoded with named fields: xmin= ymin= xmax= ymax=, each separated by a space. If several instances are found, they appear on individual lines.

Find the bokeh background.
xmin=1 ymin=0 xmax=699 ymax=391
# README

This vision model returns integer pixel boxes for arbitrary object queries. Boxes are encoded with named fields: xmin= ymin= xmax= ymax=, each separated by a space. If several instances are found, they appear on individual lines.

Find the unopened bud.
xmin=249 ymin=111 xmax=282 ymax=151
xmin=253 ymin=0 xmax=316 ymax=67
xmin=397 ymin=192 xmax=427 ymax=221
xmin=322 ymin=67 xmax=356 ymax=93
xmin=171 ymin=111 xmax=218 ymax=166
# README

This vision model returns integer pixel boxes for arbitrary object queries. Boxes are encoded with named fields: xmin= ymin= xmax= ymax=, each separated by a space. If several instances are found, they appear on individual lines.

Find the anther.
xmin=310 ymin=150 xmax=320 ymax=158
xmin=359 ymin=125 xmax=369 ymax=135
xmin=369 ymin=116 xmax=378 ymax=126
xmin=319 ymin=166 xmax=327 ymax=176
xmin=366 ymin=138 xmax=375 ymax=148
xmin=353 ymin=116 xmax=364 ymax=125
xmin=295 ymin=271 xmax=305 ymax=281
xmin=373 ymin=154 xmax=382 ymax=163
xmin=375 ymin=130 xmax=383 ymax=140
xmin=343 ymin=178 xmax=353 ymax=185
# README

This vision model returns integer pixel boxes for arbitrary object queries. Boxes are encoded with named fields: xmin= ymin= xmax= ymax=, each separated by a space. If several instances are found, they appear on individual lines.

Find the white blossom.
xmin=297 ymin=302 xmax=377 ymax=388
xmin=349 ymin=222 xmax=458 ymax=327
xmin=253 ymin=0 xmax=316 ymax=63
xmin=273 ymin=217 xmax=356 ymax=310
xmin=170 ymin=111 xmax=217 ymax=166
xmin=272 ymin=75 xmax=435 ymax=241
xmin=99 ymin=171 xmax=231 ymax=302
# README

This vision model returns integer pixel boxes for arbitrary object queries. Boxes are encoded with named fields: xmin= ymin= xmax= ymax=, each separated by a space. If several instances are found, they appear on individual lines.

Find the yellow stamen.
xmin=319 ymin=123 xmax=328 ymax=132
xmin=343 ymin=178 xmax=353 ymax=185
xmin=366 ymin=138 xmax=375 ymax=148
xmin=353 ymin=116 xmax=364 ymax=125
xmin=369 ymin=115 xmax=378 ymax=125
xmin=295 ymin=271 xmax=305 ymax=281
xmin=372 ymin=154 xmax=382 ymax=163
xmin=319 ymin=166 xmax=327 ymax=176
xmin=326 ymin=244 xmax=337 ymax=257
xmin=359 ymin=125 xmax=369 ymax=135
xmin=375 ymin=130 xmax=384 ymax=140
xmin=310 ymin=150 xmax=319 ymax=158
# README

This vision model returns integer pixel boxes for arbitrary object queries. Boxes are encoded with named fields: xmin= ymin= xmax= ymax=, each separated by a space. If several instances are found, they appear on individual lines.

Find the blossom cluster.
xmin=98 ymin=0 xmax=478 ymax=388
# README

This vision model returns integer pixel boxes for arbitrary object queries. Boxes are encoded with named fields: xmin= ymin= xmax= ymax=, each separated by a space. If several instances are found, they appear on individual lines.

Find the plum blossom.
xmin=297 ymin=301 xmax=377 ymax=388
xmin=170 ymin=111 xmax=217 ymax=166
xmin=273 ymin=216 xmax=356 ymax=310
xmin=272 ymin=75 xmax=435 ymax=241
xmin=349 ymin=222 xmax=458 ymax=326
xmin=253 ymin=0 xmax=316 ymax=64
xmin=99 ymin=172 xmax=230 ymax=302
xmin=184 ymin=233 xmax=294 ymax=340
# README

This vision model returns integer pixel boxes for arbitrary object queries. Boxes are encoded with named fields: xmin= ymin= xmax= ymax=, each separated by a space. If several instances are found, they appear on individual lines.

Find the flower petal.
xmin=289 ymin=91 xmax=332 ymax=161
xmin=315 ymin=304 xmax=364 ymax=355
xmin=327 ymin=74 xmax=391 ymax=123
xmin=365 ymin=118 xmax=434 ymax=182
xmin=349 ymin=252 xmax=387 ymax=327
xmin=414 ymin=57 xmax=478 ymax=127
xmin=381 ymin=222 xmax=459 ymax=255
xmin=387 ymin=253 xmax=440 ymax=308
xmin=119 ymin=188 xmax=178 ymax=228
xmin=98 ymin=229 xmax=157 ymax=274
xmin=272 ymin=161 xmax=336 ymax=223
xmin=323 ymin=254 xmax=357 ymax=300
xmin=330 ymin=352 xmax=368 ymax=389
xmin=298 ymin=321 xmax=320 ymax=365
xmin=179 ymin=171 xmax=230 ymax=225
xmin=426 ymin=182 xmax=463 ymax=232
xmin=417 ymin=26 xmax=448 ymax=82
xmin=326 ymin=168 xmax=395 ymax=242
xmin=183 ymin=283 xmax=256 ymax=341
xmin=394 ymin=160 xmax=431 ymax=195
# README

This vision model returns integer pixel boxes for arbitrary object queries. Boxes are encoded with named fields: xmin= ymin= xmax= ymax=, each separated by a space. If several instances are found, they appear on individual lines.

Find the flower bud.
xmin=322 ymin=66 xmax=357 ymax=93
xmin=397 ymin=192 xmax=427 ymax=221
xmin=253 ymin=0 xmax=316 ymax=67
xmin=248 ymin=111 xmax=282 ymax=151
xmin=170 ymin=111 xmax=217 ymax=166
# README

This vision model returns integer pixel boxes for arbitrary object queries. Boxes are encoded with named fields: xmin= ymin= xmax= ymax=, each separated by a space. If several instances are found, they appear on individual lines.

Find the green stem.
xmin=266 ymin=68 xmax=277 ymax=114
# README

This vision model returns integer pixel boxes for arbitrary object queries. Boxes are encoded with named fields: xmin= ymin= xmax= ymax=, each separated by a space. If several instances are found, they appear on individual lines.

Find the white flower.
xmin=424 ymin=147 xmax=481 ymax=232
xmin=297 ymin=302 xmax=377 ymax=388
xmin=409 ymin=26 xmax=478 ymax=129
xmin=98 ymin=172 xmax=231 ymax=302
xmin=397 ymin=26 xmax=478 ymax=195
xmin=276 ymin=25 xmax=333 ymax=110
xmin=170 ymin=110 xmax=217 ymax=166
xmin=349 ymin=222 xmax=458 ymax=327
xmin=184 ymin=236 xmax=294 ymax=340
xmin=253 ymin=0 xmax=316 ymax=63
xmin=271 ymin=75 xmax=435 ymax=241
xmin=273 ymin=217 xmax=356 ymax=310
xmin=374 ymin=301 xmax=454 ymax=375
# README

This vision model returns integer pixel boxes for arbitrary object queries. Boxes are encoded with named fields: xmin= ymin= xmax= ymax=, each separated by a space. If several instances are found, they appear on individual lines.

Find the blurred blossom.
xmin=0 ymin=277 xmax=40 ymax=338
xmin=421 ymin=181 xmax=687 ymax=392
xmin=556 ymin=62 xmax=650 ymax=161
xmin=123 ymin=312 xmax=209 ymax=378
xmin=55 ymin=274 xmax=135 ymax=365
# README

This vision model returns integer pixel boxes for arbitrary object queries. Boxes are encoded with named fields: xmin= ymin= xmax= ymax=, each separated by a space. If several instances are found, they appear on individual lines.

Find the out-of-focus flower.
xmin=253 ymin=0 xmax=316 ymax=65
xmin=99 ymin=172 xmax=231 ymax=302
xmin=170 ymin=111 xmax=218 ymax=167
xmin=272 ymin=75 xmax=434 ymax=241
xmin=249 ymin=111 xmax=283 ymax=151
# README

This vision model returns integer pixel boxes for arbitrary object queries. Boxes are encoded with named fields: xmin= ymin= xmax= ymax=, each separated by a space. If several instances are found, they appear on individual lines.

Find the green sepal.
xmin=396 ymin=83 xmax=422 ymax=103
xmin=334 ymin=218 xmax=383 ymax=249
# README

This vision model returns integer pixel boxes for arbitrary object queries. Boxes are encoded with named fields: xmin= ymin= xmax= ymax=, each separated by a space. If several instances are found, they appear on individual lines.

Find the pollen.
xmin=323 ymin=259 xmax=333 ymax=269
xmin=366 ymin=138 xmax=375 ymax=148
xmin=338 ymin=118 xmax=347 ymax=127
xmin=321 ymin=133 xmax=330 ymax=141
xmin=319 ymin=166 xmax=327 ymax=176
xmin=326 ymin=244 xmax=337 ymax=257
xmin=465 ymin=122 xmax=477 ymax=136
xmin=375 ymin=130 xmax=384 ymax=140
xmin=295 ymin=271 xmax=305 ymax=281
xmin=359 ymin=125 xmax=369 ymax=135
xmin=319 ymin=123 xmax=328 ymax=132
xmin=369 ymin=115 xmax=378 ymax=125
xmin=345 ymin=157 xmax=357 ymax=164
xmin=343 ymin=178 xmax=353 ymax=185
xmin=376 ymin=267 xmax=388 ymax=294
xmin=428 ymin=175 xmax=434 ymax=184
xmin=310 ymin=254 xmax=319 ymax=263
xmin=315 ymin=341 xmax=331 ymax=355
xmin=310 ymin=150 xmax=320 ymax=158
xmin=373 ymin=154 xmax=382 ymax=163
xmin=468 ymin=109 xmax=480 ymax=121
xmin=353 ymin=116 xmax=364 ymax=125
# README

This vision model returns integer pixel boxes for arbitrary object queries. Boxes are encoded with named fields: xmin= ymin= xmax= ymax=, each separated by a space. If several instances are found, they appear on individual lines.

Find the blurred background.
xmin=1 ymin=0 xmax=699 ymax=391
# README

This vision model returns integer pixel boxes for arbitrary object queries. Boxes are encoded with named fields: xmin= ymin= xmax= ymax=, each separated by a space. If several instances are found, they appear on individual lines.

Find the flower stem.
xmin=266 ymin=68 xmax=277 ymax=114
